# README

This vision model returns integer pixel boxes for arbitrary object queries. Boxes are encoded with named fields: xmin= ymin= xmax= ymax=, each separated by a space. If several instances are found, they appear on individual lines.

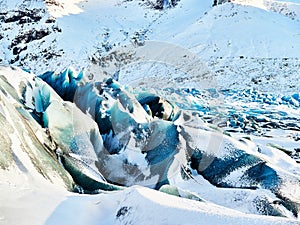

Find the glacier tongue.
xmin=37 ymin=66 xmax=300 ymax=217
xmin=0 ymin=65 xmax=300 ymax=218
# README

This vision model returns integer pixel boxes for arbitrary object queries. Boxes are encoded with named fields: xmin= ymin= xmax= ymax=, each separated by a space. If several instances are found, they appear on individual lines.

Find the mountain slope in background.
xmin=0 ymin=0 xmax=299 ymax=92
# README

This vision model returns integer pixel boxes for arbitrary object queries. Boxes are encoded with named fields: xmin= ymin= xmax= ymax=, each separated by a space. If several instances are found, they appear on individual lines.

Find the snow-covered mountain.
xmin=1 ymin=0 xmax=300 ymax=225
xmin=1 ymin=0 xmax=300 ymax=91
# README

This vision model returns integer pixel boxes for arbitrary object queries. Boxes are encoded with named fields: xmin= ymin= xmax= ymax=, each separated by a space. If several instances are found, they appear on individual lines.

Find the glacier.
xmin=1 ymin=1 xmax=300 ymax=224
xmin=0 ymin=65 xmax=299 ymax=220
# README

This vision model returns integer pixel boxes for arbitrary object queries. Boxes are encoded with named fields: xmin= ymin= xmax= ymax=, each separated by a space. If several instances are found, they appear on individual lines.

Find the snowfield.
xmin=1 ymin=0 xmax=300 ymax=225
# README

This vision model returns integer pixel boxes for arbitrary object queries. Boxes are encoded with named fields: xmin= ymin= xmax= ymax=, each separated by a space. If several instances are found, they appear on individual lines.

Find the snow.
xmin=0 ymin=171 xmax=66 ymax=225
xmin=1 ymin=0 xmax=300 ymax=224
xmin=1 ymin=0 xmax=299 ymax=93
xmin=2 ymin=178 xmax=299 ymax=225
xmin=232 ymin=0 xmax=300 ymax=19
xmin=46 ymin=0 xmax=85 ymax=18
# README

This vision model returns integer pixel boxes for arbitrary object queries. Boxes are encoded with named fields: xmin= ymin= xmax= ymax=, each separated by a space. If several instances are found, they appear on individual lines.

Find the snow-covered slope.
xmin=1 ymin=0 xmax=300 ymax=92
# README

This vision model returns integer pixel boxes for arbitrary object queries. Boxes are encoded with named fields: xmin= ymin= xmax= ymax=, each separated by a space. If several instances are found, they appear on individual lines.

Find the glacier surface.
xmin=1 ymin=65 xmax=299 ymax=221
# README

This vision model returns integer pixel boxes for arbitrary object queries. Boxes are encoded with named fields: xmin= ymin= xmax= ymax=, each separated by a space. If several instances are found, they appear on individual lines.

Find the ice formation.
xmin=0 ymin=65 xmax=299 ymax=218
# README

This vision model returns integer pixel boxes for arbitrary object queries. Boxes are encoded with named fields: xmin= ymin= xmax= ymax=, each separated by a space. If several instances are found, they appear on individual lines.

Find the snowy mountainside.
xmin=0 ymin=0 xmax=299 ymax=93
xmin=232 ymin=0 xmax=300 ymax=19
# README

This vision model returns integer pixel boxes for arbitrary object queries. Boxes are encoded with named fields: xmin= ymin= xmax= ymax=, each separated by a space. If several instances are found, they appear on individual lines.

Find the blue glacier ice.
xmin=33 ymin=78 xmax=51 ymax=113
xmin=39 ymin=67 xmax=84 ymax=102
xmin=2 ymin=66 xmax=298 ymax=217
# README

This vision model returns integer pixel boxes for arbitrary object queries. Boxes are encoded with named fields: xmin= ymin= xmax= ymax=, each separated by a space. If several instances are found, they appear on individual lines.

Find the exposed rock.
xmin=144 ymin=0 xmax=180 ymax=10
xmin=10 ymin=29 xmax=51 ymax=48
